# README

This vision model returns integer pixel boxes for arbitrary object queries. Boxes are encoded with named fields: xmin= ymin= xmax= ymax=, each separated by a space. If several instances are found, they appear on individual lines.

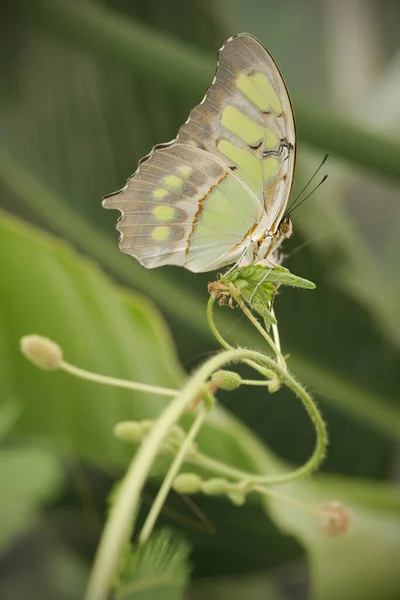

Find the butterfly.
xmin=103 ymin=33 xmax=296 ymax=273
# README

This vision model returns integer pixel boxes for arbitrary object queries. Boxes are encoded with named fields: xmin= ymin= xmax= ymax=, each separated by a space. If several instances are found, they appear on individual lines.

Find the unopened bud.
xmin=267 ymin=377 xmax=281 ymax=393
xmin=320 ymin=501 xmax=351 ymax=537
xmin=211 ymin=370 xmax=242 ymax=391
xmin=227 ymin=491 xmax=246 ymax=506
xmin=167 ymin=425 xmax=186 ymax=446
xmin=173 ymin=473 xmax=203 ymax=494
xmin=20 ymin=335 xmax=63 ymax=371
xmin=114 ymin=420 xmax=153 ymax=443
xmin=201 ymin=478 xmax=231 ymax=496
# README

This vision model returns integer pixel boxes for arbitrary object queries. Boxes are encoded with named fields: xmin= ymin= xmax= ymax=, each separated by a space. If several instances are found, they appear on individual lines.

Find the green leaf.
xmin=267 ymin=477 xmax=400 ymax=600
xmin=0 ymin=210 xmax=183 ymax=467
xmin=0 ymin=447 xmax=63 ymax=552
xmin=115 ymin=529 xmax=191 ymax=600
xmin=226 ymin=265 xmax=316 ymax=290
xmin=0 ymin=396 xmax=63 ymax=553
xmin=223 ymin=417 xmax=400 ymax=600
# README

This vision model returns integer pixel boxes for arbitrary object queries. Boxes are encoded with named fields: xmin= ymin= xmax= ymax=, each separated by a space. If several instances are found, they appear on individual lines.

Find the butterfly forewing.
xmin=103 ymin=33 xmax=295 ymax=272
xmin=178 ymin=33 xmax=295 ymax=233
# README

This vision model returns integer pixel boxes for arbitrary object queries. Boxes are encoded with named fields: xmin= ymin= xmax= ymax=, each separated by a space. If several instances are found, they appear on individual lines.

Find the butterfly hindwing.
xmin=103 ymin=143 xmax=261 ymax=272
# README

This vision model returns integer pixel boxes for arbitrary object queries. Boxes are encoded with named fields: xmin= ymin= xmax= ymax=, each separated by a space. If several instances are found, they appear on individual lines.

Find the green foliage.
xmin=0 ymin=210 xmax=183 ymax=467
xmin=0 ymin=447 xmax=63 ymax=552
xmin=115 ymin=529 xmax=191 ymax=600
xmin=223 ymin=264 xmax=315 ymax=323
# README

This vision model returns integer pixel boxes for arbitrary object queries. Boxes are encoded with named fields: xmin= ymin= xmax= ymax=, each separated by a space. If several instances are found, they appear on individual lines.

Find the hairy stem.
xmin=85 ymin=348 xmax=282 ymax=600
xmin=61 ymin=361 xmax=178 ymax=397
xmin=139 ymin=406 xmax=208 ymax=544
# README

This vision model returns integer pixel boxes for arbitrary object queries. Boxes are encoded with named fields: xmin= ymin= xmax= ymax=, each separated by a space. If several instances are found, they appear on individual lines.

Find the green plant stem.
xmin=20 ymin=0 xmax=400 ymax=181
xmin=240 ymin=379 xmax=271 ymax=387
xmin=253 ymin=484 xmax=322 ymax=516
xmin=85 ymin=348 xmax=326 ymax=600
xmin=85 ymin=349 xmax=259 ymax=600
xmin=230 ymin=288 xmax=287 ymax=372
xmin=191 ymin=373 xmax=326 ymax=489
xmin=271 ymin=307 xmax=282 ymax=356
xmin=206 ymin=296 xmax=276 ymax=381
xmin=61 ymin=361 xmax=178 ymax=397
xmin=2 ymin=163 xmax=400 ymax=440
xmin=139 ymin=407 xmax=208 ymax=544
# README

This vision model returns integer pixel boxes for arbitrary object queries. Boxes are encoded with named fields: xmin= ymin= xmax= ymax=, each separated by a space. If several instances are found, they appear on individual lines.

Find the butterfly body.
xmin=104 ymin=33 xmax=296 ymax=273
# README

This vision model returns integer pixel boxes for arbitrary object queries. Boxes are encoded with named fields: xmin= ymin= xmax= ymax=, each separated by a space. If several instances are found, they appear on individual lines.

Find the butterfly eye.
xmin=279 ymin=216 xmax=293 ymax=239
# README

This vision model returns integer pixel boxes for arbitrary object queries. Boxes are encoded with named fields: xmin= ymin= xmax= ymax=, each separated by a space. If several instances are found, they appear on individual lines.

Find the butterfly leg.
xmin=224 ymin=242 xmax=254 ymax=275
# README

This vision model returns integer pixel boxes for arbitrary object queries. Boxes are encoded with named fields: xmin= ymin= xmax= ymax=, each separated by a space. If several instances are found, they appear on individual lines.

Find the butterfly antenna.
xmin=287 ymin=174 xmax=328 ymax=215
xmin=284 ymin=154 xmax=329 ymax=217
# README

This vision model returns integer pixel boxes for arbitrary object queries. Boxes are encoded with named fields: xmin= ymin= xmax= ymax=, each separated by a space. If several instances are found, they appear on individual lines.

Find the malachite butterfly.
xmin=103 ymin=33 xmax=296 ymax=273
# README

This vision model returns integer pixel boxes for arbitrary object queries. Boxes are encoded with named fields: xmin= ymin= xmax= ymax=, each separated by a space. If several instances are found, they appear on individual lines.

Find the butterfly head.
xmin=278 ymin=215 xmax=293 ymax=239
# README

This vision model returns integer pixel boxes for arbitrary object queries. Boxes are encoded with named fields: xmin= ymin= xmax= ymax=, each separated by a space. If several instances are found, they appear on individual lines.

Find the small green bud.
xmin=20 ymin=334 xmax=63 ymax=371
xmin=267 ymin=377 xmax=281 ymax=393
xmin=173 ymin=473 xmax=203 ymax=494
xmin=167 ymin=425 xmax=186 ymax=446
xmin=114 ymin=420 xmax=153 ymax=443
xmin=227 ymin=492 xmax=246 ymax=506
xmin=211 ymin=370 xmax=242 ymax=391
xmin=201 ymin=478 xmax=231 ymax=496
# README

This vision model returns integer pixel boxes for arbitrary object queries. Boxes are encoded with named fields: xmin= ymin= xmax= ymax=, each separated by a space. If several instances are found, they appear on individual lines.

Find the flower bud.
xmin=227 ymin=491 xmax=246 ymax=506
xmin=211 ymin=370 xmax=242 ymax=391
xmin=201 ymin=478 xmax=231 ymax=496
xmin=173 ymin=473 xmax=203 ymax=494
xmin=114 ymin=420 xmax=153 ymax=443
xmin=20 ymin=334 xmax=63 ymax=371
xmin=267 ymin=377 xmax=281 ymax=393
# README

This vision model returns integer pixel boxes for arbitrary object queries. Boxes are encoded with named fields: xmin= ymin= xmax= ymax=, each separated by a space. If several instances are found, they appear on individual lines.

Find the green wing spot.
xmin=221 ymin=106 xmax=264 ymax=146
xmin=151 ymin=226 xmax=170 ymax=241
xmin=178 ymin=165 xmax=193 ymax=177
xmin=236 ymin=72 xmax=282 ymax=114
xmin=262 ymin=156 xmax=280 ymax=181
xmin=265 ymin=130 xmax=279 ymax=150
xmin=252 ymin=73 xmax=282 ymax=114
xmin=164 ymin=175 xmax=184 ymax=189
xmin=217 ymin=139 xmax=262 ymax=194
xmin=153 ymin=188 xmax=168 ymax=199
xmin=152 ymin=205 xmax=176 ymax=222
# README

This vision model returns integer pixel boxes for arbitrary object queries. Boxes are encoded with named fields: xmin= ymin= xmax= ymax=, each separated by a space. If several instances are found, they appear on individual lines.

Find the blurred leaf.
xmin=0 ymin=209 xmax=183 ymax=467
xmin=225 ymin=417 xmax=400 ymax=600
xmin=0 ymin=209 xmax=278 ymax=476
xmin=0 ymin=538 xmax=89 ymax=600
xmin=0 ymin=447 xmax=63 ymax=553
xmin=17 ymin=0 xmax=400 ymax=181
xmin=116 ymin=529 xmax=191 ymax=600
xmin=266 ymin=475 xmax=400 ymax=600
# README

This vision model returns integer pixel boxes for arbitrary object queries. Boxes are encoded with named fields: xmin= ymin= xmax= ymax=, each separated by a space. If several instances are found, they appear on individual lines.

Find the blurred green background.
xmin=1 ymin=0 xmax=400 ymax=599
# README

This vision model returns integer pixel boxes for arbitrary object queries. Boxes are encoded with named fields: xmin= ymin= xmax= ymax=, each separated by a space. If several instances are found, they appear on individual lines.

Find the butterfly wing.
xmin=103 ymin=143 xmax=261 ymax=272
xmin=178 ymin=32 xmax=296 ymax=235
xmin=104 ymin=33 xmax=295 ymax=272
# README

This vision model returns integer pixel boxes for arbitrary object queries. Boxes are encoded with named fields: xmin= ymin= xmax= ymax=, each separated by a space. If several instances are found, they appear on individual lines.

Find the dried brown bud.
xmin=320 ymin=501 xmax=351 ymax=537
xmin=207 ymin=281 xmax=236 ymax=308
